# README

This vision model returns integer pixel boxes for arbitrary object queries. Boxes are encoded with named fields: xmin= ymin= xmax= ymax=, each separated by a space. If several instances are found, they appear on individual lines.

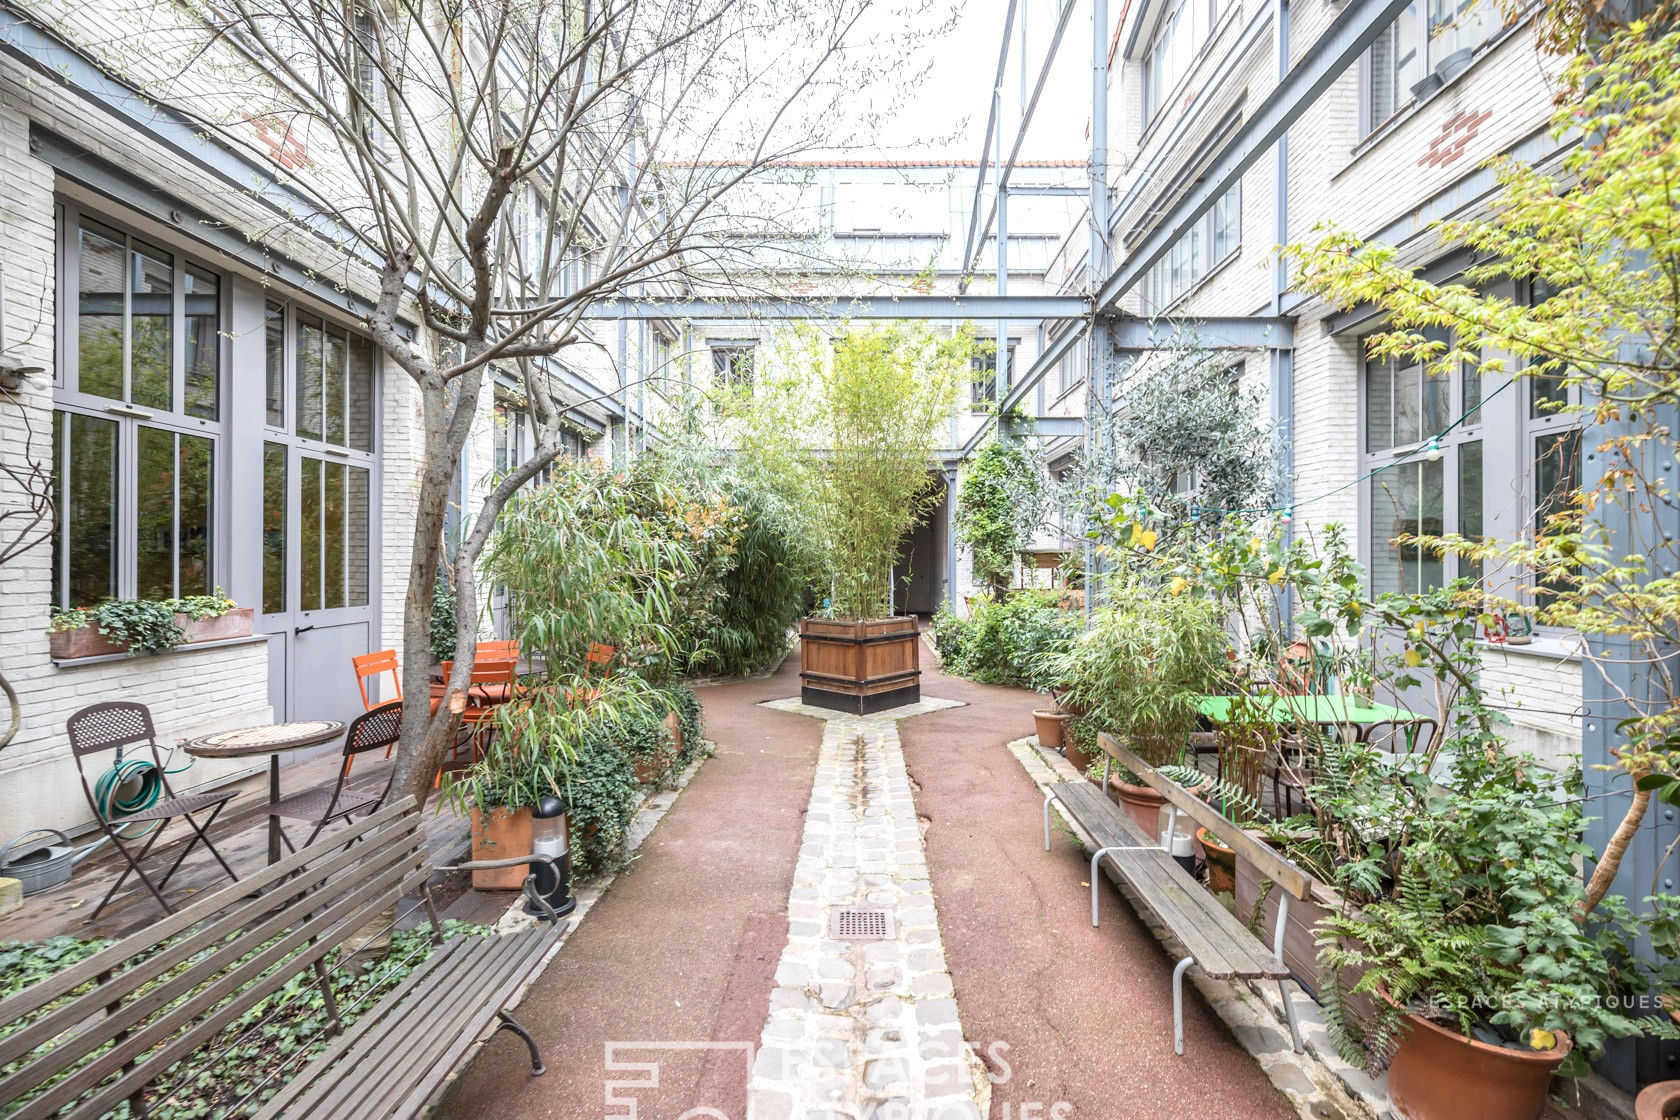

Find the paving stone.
xmin=748 ymin=697 xmax=984 ymax=1120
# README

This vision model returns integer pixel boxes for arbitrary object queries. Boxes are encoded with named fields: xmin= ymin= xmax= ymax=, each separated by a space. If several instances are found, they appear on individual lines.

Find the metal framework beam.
xmin=959 ymin=0 xmax=1021 ymax=275
xmin=578 ymin=295 xmax=1090 ymax=321
xmin=1027 ymin=416 xmax=1084 ymax=438
xmin=959 ymin=0 xmax=1081 ymax=284
xmin=1110 ymin=315 xmax=1294 ymax=350
xmin=1093 ymin=0 xmax=1414 ymax=311
xmin=962 ymin=319 xmax=1090 ymax=456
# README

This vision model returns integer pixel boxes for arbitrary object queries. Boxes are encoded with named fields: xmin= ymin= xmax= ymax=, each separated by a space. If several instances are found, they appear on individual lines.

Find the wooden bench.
xmin=0 ymin=797 xmax=566 ymax=1120
xmin=1041 ymin=732 xmax=1309 ymax=1055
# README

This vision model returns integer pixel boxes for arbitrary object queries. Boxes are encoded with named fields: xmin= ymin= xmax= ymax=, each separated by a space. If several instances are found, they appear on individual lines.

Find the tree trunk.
xmin=1580 ymin=783 xmax=1650 ymax=919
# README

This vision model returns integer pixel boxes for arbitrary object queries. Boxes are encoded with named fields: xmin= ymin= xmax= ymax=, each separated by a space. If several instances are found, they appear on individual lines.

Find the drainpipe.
xmin=1084 ymin=0 xmax=1110 ymax=621
xmin=995 ymin=81 xmax=1010 ymax=439
xmin=1269 ymin=0 xmax=1295 ymax=628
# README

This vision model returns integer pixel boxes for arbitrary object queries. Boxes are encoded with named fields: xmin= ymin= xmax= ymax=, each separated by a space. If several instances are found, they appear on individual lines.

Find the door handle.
xmin=294 ymin=625 xmax=315 ymax=635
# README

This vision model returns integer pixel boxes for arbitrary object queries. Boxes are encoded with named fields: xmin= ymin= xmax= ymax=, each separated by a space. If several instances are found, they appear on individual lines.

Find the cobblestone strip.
xmin=1011 ymin=736 xmax=1381 ymax=1120
xmin=748 ymin=698 xmax=989 ymax=1120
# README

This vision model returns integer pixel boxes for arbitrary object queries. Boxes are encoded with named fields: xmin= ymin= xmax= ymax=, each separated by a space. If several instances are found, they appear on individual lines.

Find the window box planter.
xmin=49 ymin=607 xmax=255 ymax=660
xmin=798 ymin=616 xmax=921 ymax=714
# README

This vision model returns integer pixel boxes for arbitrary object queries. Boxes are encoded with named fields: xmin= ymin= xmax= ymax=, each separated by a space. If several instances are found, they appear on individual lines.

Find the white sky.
xmin=863 ymin=0 xmax=1093 ymax=162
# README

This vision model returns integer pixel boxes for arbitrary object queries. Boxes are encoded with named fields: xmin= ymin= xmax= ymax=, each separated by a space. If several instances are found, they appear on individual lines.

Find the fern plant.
xmin=1314 ymin=750 xmax=1642 ymax=1076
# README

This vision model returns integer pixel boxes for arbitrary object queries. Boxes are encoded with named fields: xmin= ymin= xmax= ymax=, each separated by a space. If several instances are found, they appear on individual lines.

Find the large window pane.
xmin=77 ymin=222 xmax=126 ymax=401
xmin=136 ymin=426 xmax=176 ymax=598
xmin=266 ymin=303 xmax=286 ymax=427
xmin=263 ymin=442 xmax=287 ymax=614
xmin=1366 ymin=4 xmax=1419 ymax=128
xmin=323 ymin=459 xmax=346 ymax=609
xmin=1535 ymin=429 xmax=1581 ymax=601
xmin=184 ymin=267 xmax=219 ymax=420
xmin=325 ymin=328 xmax=347 ymax=445
xmin=1393 ymin=358 xmax=1422 ymax=446
xmin=1366 ymin=353 xmax=1394 ymax=452
xmin=1459 ymin=440 xmax=1483 ymax=585
xmin=347 ymin=466 xmax=370 ymax=607
xmin=1371 ymin=459 xmax=1444 ymax=595
xmin=178 ymin=433 xmax=213 ymax=596
xmin=301 ymin=456 xmax=322 ymax=610
xmin=56 ymin=412 xmax=119 ymax=607
xmin=348 ymin=334 xmax=375 ymax=450
xmin=297 ymin=316 xmax=324 ymax=441
xmin=130 ymin=240 xmax=174 ymax=412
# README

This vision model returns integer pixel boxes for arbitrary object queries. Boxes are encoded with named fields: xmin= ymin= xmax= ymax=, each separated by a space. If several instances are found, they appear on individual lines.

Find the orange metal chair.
xmin=352 ymin=649 xmax=403 ymax=709
xmin=437 ymin=655 xmax=519 ymax=762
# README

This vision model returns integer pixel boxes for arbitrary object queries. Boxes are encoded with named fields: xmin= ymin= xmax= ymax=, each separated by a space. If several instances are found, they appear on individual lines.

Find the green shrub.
xmin=563 ymin=721 xmax=643 ymax=877
xmin=937 ymin=591 xmax=1079 ymax=691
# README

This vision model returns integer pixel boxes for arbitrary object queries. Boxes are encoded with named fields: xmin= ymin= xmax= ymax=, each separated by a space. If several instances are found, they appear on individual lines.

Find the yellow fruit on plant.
xmin=1403 ymin=648 xmax=1424 ymax=668
xmin=1169 ymin=576 xmax=1189 ymax=595
xmin=1529 ymin=1028 xmax=1557 ymax=1051
xmin=1139 ymin=529 xmax=1159 ymax=551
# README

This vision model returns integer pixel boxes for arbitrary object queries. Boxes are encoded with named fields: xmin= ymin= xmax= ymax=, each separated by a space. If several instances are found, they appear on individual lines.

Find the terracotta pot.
xmin=1387 ymin=1011 xmax=1570 ymax=1120
xmin=178 ymin=607 xmax=254 ymax=644
xmin=48 ymin=623 xmax=127 ymax=660
xmin=1196 ymin=827 xmax=1237 ymax=894
xmin=1110 ymin=777 xmax=1167 ymax=839
xmin=1635 ymin=1080 xmax=1680 ymax=1120
xmin=1064 ymin=737 xmax=1094 ymax=778
xmin=1033 ymin=709 xmax=1071 ymax=749
xmin=469 ymin=805 xmax=532 ymax=891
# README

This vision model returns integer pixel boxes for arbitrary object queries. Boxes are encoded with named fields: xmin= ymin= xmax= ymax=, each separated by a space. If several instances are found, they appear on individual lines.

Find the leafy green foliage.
xmin=955 ymin=439 xmax=1050 ymax=596
xmin=0 ymin=923 xmax=487 ymax=1118
xmin=484 ymin=458 xmax=697 ymax=677
xmin=48 ymin=589 xmax=241 ymax=653
xmin=1315 ymin=752 xmax=1641 ymax=1074
xmin=729 ymin=323 xmax=968 ymax=621
xmin=428 ymin=570 xmax=458 ymax=664
xmin=931 ymin=592 xmax=1079 ymax=692
xmin=1049 ymin=583 xmax=1227 ymax=767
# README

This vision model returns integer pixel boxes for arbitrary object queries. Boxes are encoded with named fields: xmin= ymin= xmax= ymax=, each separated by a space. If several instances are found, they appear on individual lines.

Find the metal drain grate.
xmin=829 ymin=908 xmax=895 ymax=941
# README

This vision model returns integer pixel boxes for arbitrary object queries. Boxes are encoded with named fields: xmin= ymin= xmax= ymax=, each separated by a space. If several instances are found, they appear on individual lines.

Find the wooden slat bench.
xmin=0 ymin=797 xmax=566 ymax=1120
xmin=1041 ymin=732 xmax=1310 ymax=1055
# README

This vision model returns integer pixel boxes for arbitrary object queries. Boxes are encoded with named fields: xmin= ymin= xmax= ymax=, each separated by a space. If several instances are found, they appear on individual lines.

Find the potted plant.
xmin=1033 ymin=707 xmax=1071 ymax=749
xmin=1314 ymin=749 xmax=1641 ymax=1120
xmin=734 ymin=324 xmax=969 ymax=714
xmin=48 ymin=591 xmax=252 ymax=659
xmin=1049 ymin=583 xmax=1226 ymax=836
xmin=447 ymin=739 xmax=551 ymax=890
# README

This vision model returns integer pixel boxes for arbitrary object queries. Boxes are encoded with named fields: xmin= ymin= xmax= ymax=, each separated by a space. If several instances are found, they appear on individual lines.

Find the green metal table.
xmin=1193 ymin=694 xmax=1426 ymax=731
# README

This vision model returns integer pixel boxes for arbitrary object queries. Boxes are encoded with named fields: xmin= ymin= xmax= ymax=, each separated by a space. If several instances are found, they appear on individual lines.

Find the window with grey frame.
xmin=970 ymin=339 xmax=1018 ymax=410
xmin=259 ymin=300 xmax=377 ymax=617
xmin=711 ymin=342 xmax=756 ymax=391
xmin=1362 ymin=328 xmax=1483 ymax=596
xmin=1141 ymin=182 xmax=1240 ymax=314
xmin=1142 ymin=0 xmax=1220 ymax=128
xmin=52 ymin=208 xmax=224 ymax=608
xmin=1360 ymin=0 xmax=1505 ymax=134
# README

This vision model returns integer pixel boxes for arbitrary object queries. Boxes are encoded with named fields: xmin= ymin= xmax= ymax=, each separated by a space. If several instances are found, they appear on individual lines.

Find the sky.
xmin=858 ymin=0 xmax=1094 ymax=162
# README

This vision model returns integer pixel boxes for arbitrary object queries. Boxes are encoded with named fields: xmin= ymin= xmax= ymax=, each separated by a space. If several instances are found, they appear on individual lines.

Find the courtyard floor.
xmin=436 ymin=655 xmax=1303 ymax=1120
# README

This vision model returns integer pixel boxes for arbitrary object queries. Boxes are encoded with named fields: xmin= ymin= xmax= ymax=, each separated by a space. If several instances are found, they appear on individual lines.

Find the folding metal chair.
xmin=66 ymin=701 xmax=240 ymax=919
xmin=269 ymin=702 xmax=403 ymax=852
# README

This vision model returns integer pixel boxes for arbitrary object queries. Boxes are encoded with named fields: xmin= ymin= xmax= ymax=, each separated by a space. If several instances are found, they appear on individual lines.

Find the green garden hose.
xmin=87 ymin=747 xmax=196 ymax=841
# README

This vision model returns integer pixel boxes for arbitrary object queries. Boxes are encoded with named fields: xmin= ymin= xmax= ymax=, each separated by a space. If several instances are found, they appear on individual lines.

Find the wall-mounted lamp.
xmin=0 ymin=355 xmax=47 ymax=395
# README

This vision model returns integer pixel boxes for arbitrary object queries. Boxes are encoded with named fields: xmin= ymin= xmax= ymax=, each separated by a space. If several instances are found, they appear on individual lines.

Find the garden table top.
xmin=1194 ymin=694 xmax=1425 ymax=727
xmin=183 ymin=720 xmax=345 ymax=758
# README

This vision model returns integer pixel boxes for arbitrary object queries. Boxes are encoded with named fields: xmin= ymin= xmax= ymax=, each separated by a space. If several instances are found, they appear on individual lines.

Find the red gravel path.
xmin=436 ymin=657 xmax=818 ymax=1120
xmin=900 ymin=661 xmax=1296 ymax=1120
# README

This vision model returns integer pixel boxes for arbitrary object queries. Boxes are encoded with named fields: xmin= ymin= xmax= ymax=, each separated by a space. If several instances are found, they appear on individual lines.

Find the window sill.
xmin=52 ymin=633 xmax=270 ymax=669
xmin=1477 ymin=633 xmax=1583 ymax=663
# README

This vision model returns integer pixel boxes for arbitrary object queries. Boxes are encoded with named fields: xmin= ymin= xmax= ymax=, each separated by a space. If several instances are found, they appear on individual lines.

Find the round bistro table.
xmin=186 ymin=721 xmax=345 ymax=865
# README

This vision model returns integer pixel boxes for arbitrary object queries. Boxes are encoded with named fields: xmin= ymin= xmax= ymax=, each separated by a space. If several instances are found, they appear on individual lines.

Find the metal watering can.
xmin=0 ymin=828 xmax=91 ymax=896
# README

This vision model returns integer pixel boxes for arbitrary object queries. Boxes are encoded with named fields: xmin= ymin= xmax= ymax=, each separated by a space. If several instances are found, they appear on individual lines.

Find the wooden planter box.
xmin=1234 ymin=840 xmax=1377 ymax=1032
xmin=49 ymin=607 xmax=256 ymax=659
xmin=470 ymin=805 xmax=533 ymax=891
xmin=798 ymin=616 xmax=921 ymax=714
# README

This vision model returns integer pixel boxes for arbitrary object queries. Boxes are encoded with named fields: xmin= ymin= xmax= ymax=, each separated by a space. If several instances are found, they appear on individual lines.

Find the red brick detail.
xmin=1417 ymin=108 xmax=1494 ymax=169
xmin=244 ymin=115 xmax=314 ymax=171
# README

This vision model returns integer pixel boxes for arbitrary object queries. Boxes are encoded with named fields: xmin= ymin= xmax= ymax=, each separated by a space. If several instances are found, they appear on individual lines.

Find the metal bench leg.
xmin=1090 ymin=847 xmax=1122 ymax=926
xmin=1172 ymin=957 xmax=1193 ymax=1056
xmin=1043 ymin=789 xmax=1055 ymax=851
xmin=1279 ymin=979 xmax=1303 ymax=1052
xmin=497 ymin=1011 xmax=545 ymax=1076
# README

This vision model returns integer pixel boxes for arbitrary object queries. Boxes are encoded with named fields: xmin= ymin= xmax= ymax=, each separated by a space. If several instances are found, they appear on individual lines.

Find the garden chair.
xmin=268 ymin=701 xmax=401 ymax=851
xmin=437 ymin=655 xmax=519 ymax=762
xmin=66 ymin=701 xmax=241 ymax=919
